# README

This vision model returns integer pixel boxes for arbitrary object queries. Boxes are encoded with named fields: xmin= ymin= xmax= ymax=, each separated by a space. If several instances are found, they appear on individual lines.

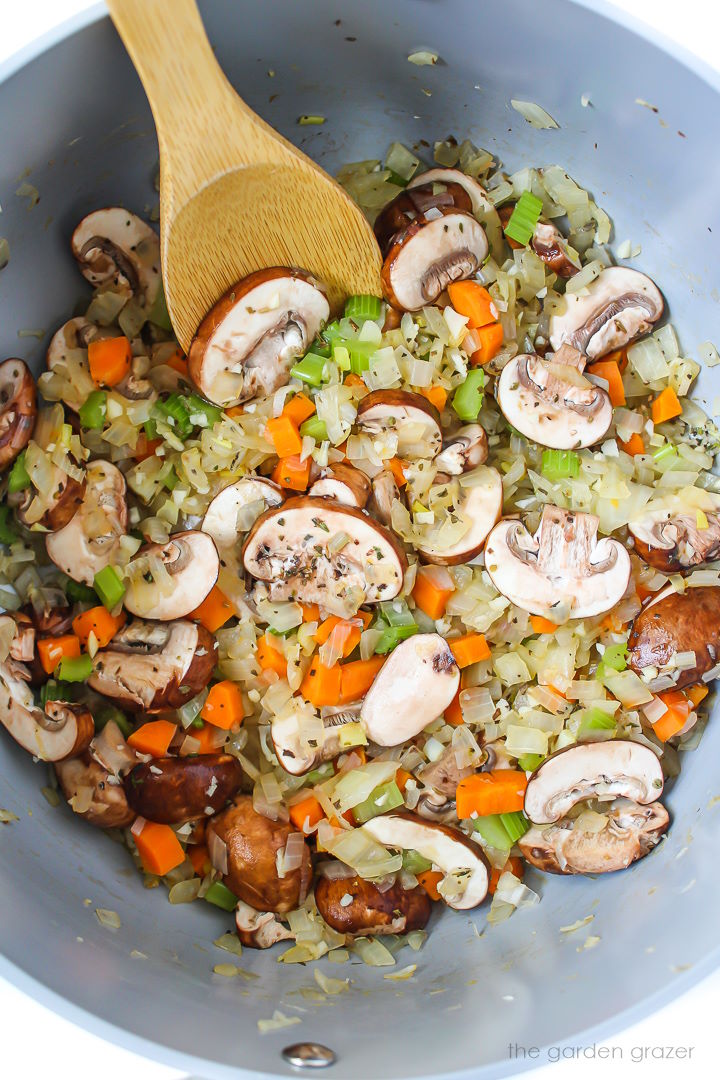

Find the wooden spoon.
xmin=106 ymin=0 xmax=382 ymax=351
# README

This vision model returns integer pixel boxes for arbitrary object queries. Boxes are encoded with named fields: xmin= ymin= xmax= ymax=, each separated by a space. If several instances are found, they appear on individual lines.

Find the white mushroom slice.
xmin=0 ymin=659 xmax=93 ymax=761
xmin=381 ymin=209 xmax=488 ymax=312
xmin=71 ymin=207 xmax=161 ymax=309
xmin=356 ymin=390 xmax=442 ymax=459
xmin=496 ymin=346 xmax=612 ymax=449
xmin=524 ymin=741 xmax=664 ymax=825
xmin=434 ymin=424 xmax=488 ymax=476
xmin=629 ymin=505 xmax=720 ymax=572
xmin=188 ymin=267 xmax=329 ymax=407
xmin=125 ymin=531 xmax=219 ymax=621
xmin=242 ymin=496 xmax=407 ymax=613
xmin=408 ymin=168 xmax=493 ymax=216
xmin=0 ymin=614 xmax=35 ymax=663
xmin=235 ymin=901 xmax=294 ymax=949
xmin=309 ymin=462 xmax=371 ymax=508
xmin=0 ymin=359 xmax=37 ymax=472
xmin=46 ymin=461 xmax=128 ymax=585
xmin=202 ymin=477 xmax=283 ymax=561
xmin=519 ymin=800 xmax=669 ymax=874
xmin=360 ymin=634 xmax=459 ymax=746
xmin=362 ymin=813 xmax=489 ymax=909
xmin=370 ymin=470 xmax=400 ymax=527
xmin=549 ymin=266 xmax=664 ymax=359
xmin=272 ymin=705 xmax=360 ymax=776
xmin=418 ymin=467 xmax=503 ymax=566
xmin=89 ymin=619 xmax=217 ymax=711
xmin=485 ymin=505 xmax=631 ymax=619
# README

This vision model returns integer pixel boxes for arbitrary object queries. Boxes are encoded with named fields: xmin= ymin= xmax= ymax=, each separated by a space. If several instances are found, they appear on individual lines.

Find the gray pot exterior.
xmin=0 ymin=2 xmax=718 ymax=1078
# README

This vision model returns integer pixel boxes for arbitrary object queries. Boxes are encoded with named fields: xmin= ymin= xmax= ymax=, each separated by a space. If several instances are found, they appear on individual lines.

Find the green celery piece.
xmin=595 ymin=643 xmax=628 ymax=681
xmin=204 ymin=882 xmax=239 ymax=911
xmin=348 ymin=339 xmax=377 ymax=375
xmin=344 ymin=295 xmax=382 ymax=321
xmin=290 ymin=353 xmax=327 ymax=386
xmin=184 ymin=393 xmax=222 ymax=428
xmin=56 ymin=654 xmax=93 ymax=683
xmin=94 ymin=702 xmax=133 ymax=739
xmin=374 ymin=623 xmax=419 ymax=655
xmin=472 ymin=813 xmax=513 ymax=852
xmin=305 ymin=762 xmax=335 ymax=784
xmin=78 ymin=390 xmax=107 ymax=431
xmin=518 ymin=753 xmax=543 ymax=773
xmin=40 ymin=680 xmax=76 ymax=707
xmin=64 ymin=578 xmax=98 ymax=605
xmin=541 ymin=449 xmax=580 ymax=481
xmin=652 ymin=443 xmax=677 ymax=462
xmin=401 ymin=849 xmax=433 ymax=875
xmin=379 ymin=599 xmax=415 ymax=627
xmin=0 ymin=506 xmax=18 ymax=545
xmin=578 ymin=707 xmax=617 ymax=738
xmin=8 ymin=451 xmax=31 ymax=493
xmin=300 ymin=415 xmax=328 ymax=441
xmin=147 ymin=281 xmax=173 ymax=331
xmin=453 ymin=369 xmax=485 ymax=422
xmin=504 ymin=190 xmax=543 ymax=246
xmin=93 ymin=565 xmax=126 ymax=611
xmin=163 ymin=466 xmax=179 ymax=492
xmin=156 ymin=394 xmax=192 ymax=438
xmin=499 ymin=811 xmax=530 ymax=844
xmin=333 ymin=345 xmax=351 ymax=372
xmin=352 ymin=780 xmax=404 ymax=824
xmin=144 ymin=418 xmax=158 ymax=440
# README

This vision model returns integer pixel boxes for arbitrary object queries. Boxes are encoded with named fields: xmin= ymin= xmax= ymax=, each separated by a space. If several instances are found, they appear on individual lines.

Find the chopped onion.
xmin=511 ymin=99 xmax=559 ymax=129
xmin=208 ymin=830 xmax=229 ymax=875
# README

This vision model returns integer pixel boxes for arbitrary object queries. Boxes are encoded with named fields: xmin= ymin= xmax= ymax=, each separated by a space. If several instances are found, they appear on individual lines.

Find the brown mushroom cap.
xmin=124 ymin=754 xmax=244 ymax=824
xmin=0 ymin=359 xmax=37 ymax=472
xmin=71 ymin=207 xmax=161 ymax=309
xmin=628 ymin=585 xmax=720 ymax=688
xmin=418 ymin=467 xmax=503 ymax=566
xmin=0 ymin=658 xmax=93 ymax=761
xmin=207 ymin=795 xmax=311 ymax=913
xmin=381 ymin=209 xmax=489 ymax=311
xmin=89 ymin=619 xmax=217 ymax=711
xmin=309 ymin=462 xmax=371 ymax=509
xmin=314 ymin=873 xmax=431 ymax=936
xmin=242 ymin=496 xmax=407 ymax=612
xmin=188 ymin=267 xmax=329 ymax=407
xmin=629 ymin=509 xmax=720 ymax=572
xmin=125 ymin=530 xmax=219 ymax=621
xmin=45 ymin=461 xmax=127 ymax=585
xmin=519 ymin=800 xmax=669 ymax=874
xmin=549 ymin=267 xmax=664 ymax=360
xmin=55 ymin=752 xmax=135 ymax=829
xmin=374 ymin=179 xmax=474 ymax=254
xmin=356 ymin=389 xmax=442 ymax=459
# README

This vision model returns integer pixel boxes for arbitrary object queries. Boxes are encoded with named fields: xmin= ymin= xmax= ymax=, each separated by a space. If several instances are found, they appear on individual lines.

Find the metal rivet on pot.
xmin=282 ymin=1042 xmax=336 ymax=1069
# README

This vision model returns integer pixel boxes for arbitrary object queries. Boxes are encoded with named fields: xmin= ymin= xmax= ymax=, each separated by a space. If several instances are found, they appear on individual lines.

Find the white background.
xmin=1 ymin=2 xmax=718 ymax=1078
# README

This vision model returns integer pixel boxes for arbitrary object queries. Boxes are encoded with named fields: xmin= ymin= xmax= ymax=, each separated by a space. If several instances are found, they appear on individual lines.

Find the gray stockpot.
xmin=0 ymin=2 xmax=718 ymax=1078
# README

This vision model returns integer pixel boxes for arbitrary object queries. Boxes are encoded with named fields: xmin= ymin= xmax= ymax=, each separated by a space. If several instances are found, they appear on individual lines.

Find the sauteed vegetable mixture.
xmin=1 ymin=138 xmax=719 ymax=962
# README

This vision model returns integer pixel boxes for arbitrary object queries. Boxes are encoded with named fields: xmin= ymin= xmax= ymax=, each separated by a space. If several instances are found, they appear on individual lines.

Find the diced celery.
xmin=518 ymin=753 xmax=543 ymax=773
xmin=344 ymin=295 xmax=383 ymax=321
xmin=499 ymin=811 xmax=530 ymax=843
xmin=94 ymin=702 xmax=133 ymax=739
xmin=64 ymin=578 xmax=98 ymax=604
xmin=452 ymin=370 xmax=485 ymax=421
xmin=300 ymin=415 xmax=328 ymax=442
xmin=379 ymin=599 xmax=416 ymax=628
xmin=541 ymin=449 xmax=580 ymax=481
xmin=93 ymin=566 xmax=126 ymax=611
xmin=0 ymin=506 xmax=17 ymax=545
xmin=472 ymin=814 xmax=513 ymax=852
xmin=504 ymin=191 xmax=543 ymax=246
xmin=401 ymin=849 xmax=432 ymax=875
xmin=374 ymin=624 xmax=419 ymax=654
xmin=578 ymin=707 xmax=617 ymax=738
xmin=56 ymin=655 xmax=93 ymax=683
xmin=290 ymin=353 xmax=327 ymax=386
xmin=351 ymin=780 xmax=404 ymax=824
xmin=78 ymin=390 xmax=107 ymax=431
xmin=184 ymin=393 xmax=222 ymax=428
xmin=8 ymin=451 xmax=31 ymax=493
xmin=204 ymin=882 xmax=239 ymax=911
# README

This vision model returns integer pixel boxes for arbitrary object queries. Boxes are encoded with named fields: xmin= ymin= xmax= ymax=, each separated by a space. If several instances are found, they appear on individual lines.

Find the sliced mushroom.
xmin=628 ymin=585 xmax=720 ymax=688
xmin=207 ymin=795 xmax=311 ymax=913
xmin=314 ymin=873 xmax=431 ymax=936
xmin=485 ymin=505 xmax=631 ymax=619
xmin=549 ymin=267 xmax=664 ymax=359
xmin=370 ymin=469 xmax=401 ymax=527
xmin=89 ymin=619 xmax=217 ymax=711
xmin=418 ymin=467 xmax=503 ymax=565
xmin=405 ymin=168 xmax=504 ymax=260
xmin=496 ymin=345 xmax=613 ymax=449
xmin=0 ymin=613 xmax=35 ymax=663
xmin=125 ymin=530 xmax=219 ymax=621
xmin=15 ymin=465 xmax=86 ymax=532
xmin=89 ymin=718 xmax=139 ymax=778
xmin=309 ymin=462 xmax=371 ymax=508
xmin=0 ymin=359 xmax=37 ymax=472
xmin=71 ymin=207 xmax=161 ymax=309
xmin=242 ymin=496 xmax=407 ymax=613
xmin=0 ymin=658 xmax=93 ymax=761
xmin=374 ymin=172 xmax=480 ymax=252
xmin=202 ymin=476 xmax=283 ymax=564
xmin=629 ymin=508 xmax=720 ymax=572
xmin=356 ymin=389 xmax=442 ymax=459
xmin=498 ymin=206 xmax=580 ymax=278
xmin=45 ymin=461 xmax=127 ymax=585
xmin=188 ymin=267 xmax=329 ymax=407
xmin=435 ymin=424 xmax=488 ymax=476
xmin=362 ymin=813 xmax=489 ymax=909
xmin=272 ymin=705 xmax=361 ymax=777
xmin=381 ymin=209 xmax=489 ymax=312
xmin=124 ymin=754 xmax=244 ymax=823
xmin=519 ymin=800 xmax=669 ymax=874
xmin=55 ymin=752 xmax=135 ymax=828
xmin=235 ymin=900 xmax=294 ymax=948
xmin=523 ymin=741 xmax=664 ymax=825
xmin=416 ymin=744 xmax=476 ymax=822
xmin=360 ymin=634 xmax=459 ymax=746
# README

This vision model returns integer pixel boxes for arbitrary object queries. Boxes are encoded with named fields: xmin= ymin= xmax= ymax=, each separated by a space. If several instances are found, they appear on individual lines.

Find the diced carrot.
xmin=416 ymin=870 xmax=443 ymax=901
xmin=127 ymin=719 xmax=177 ymax=757
xmin=344 ymin=373 xmax=366 ymax=389
xmin=447 ymin=281 xmax=498 ymax=329
xmin=315 ymin=613 xmax=371 ymax=657
xmin=188 ymin=843 xmax=210 ymax=876
xmin=395 ymin=768 xmax=413 ymax=793
xmin=529 ymin=615 xmax=557 ymax=635
xmin=166 ymin=348 xmax=188 ymax=376
xmin=456 ymin=770 xmax=528 ymax=819
xmin=88 ymin=336 xmax=132 ymax=387
xmin=444 ymin=691 xmax=464 ymax=727
xmin=301 ymin=602 xmax=321 ymax=622
xmin=420 ymin=385 xmax=448 ymax=412
xmin=651 ymin=689 xmax=691 ymax=742
xmin=282 ymin=392 xmax=316 ymax=426
xmin=687 ymin=685 xmax=709 ymax=707
xmin=300 ymin=658 xmax=342 ymax=707
xmin=604 ymin=346 xmax=628 ymax=373
xmin=488 ymin=856 xmax=524 ymax=895
xmin=600 ymin=611 xmax=627 ymax=634
xmin=256 ymin=632 xmax=287 ymax=677
xmin=72 ymin=607 xmax=126 ymax=650
xmin=338 ymin=655 xmax=385 ymax=705
xmin=289 ymin=794 xmax=325 ymax=831
xmin=619 ymin=433 xmax=645 ymax=456
xmin=134 ymin=434 xmax=163 ymax=461
xmin=449 ymin=633 xmax=491 ymax=668
xmin=188 ymin=722 xmax=226 ymax=754
xmin=190 ymin=585 xmax=237 ymax=633
xmin=636 ymin=581 xmax=655 ymax=602
xmin=271 ymin=454 xmax=311 ymax=491
xmin=226 ymin=405 xmax=244 ymax=419
xmin=546 ymin=684 xmax=567 ymax=699
xmin=386 ymin=457 xmax=408 ymax=488
xmin=412 ymin=565 xmax=454 ymax=621
xmin=131 ymin=818 xmax=185 ymax=876
xmin=201 ymin=681 xmax=245 ymax=730
xmin=587 ymin=359 xmax=626 ymax=407
xmin=37 ymin=635 xmax=81 ymax=675
xmin=652 ymin=386 xmax=682 ymax=425
xmin=470 ymin=322 xmax=504 ymax=366
xmin=265 ymin=415 xmax=303 ymax=458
